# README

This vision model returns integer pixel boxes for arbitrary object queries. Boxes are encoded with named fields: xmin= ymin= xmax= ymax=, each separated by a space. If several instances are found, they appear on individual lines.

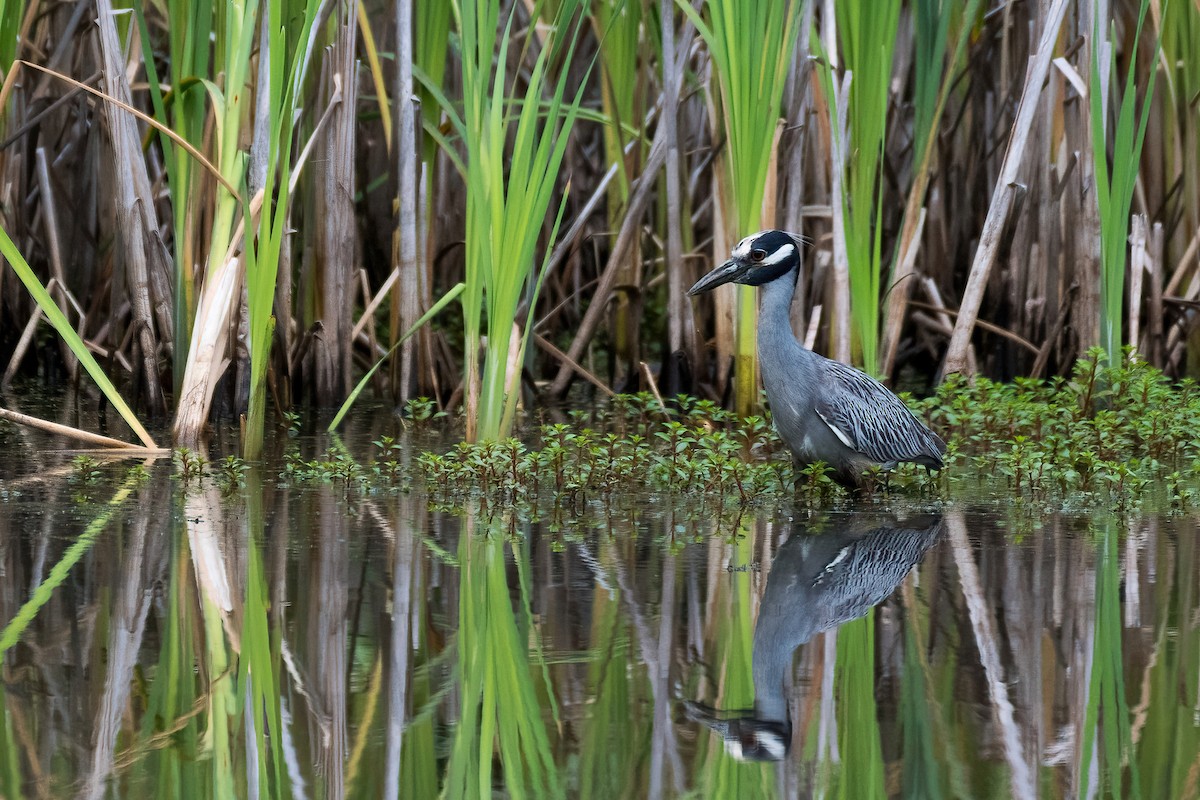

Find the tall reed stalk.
xmin=155 ymin=0 xmax=214 ymax=386
xmin=455 ymin=0 xmax=588 ymax=441
xmin=1091 ymin=0 xmax=1158 ymax=363
xmin=0 ymin=1 xmax=18 ymax=84
xmin=819 ymin=0 xmax=901 ymax=376
xmin=683 ymin=0 xmax=800 ymax=415
xmin=880 ymin=0 xmax=983 ymax=375
xmin=595 ymin=0 xmax=648 ymax=385
xmin=171 ymin=0 xmax=261 ymax=446
xmin=242 ymin=0 xmax=321 ymax=459
xmin=444 ymin=529 xmax=561 ymax=796
xmin=1078 ymin=522 xmax=1138 ymax=797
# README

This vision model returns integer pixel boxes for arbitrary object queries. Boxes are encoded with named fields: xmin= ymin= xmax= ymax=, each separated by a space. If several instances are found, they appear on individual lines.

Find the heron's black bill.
xmin=687 ymin=259 xmax=742 ymax=296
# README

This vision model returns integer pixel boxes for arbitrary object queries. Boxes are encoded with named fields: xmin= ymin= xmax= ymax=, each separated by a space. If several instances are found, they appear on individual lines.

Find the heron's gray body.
xmin=688 ymin=229 xmax=946 ymax=486
xmin=685 ymin=513 xmax=945 ymax=760
xmin=750 ymin=513 xmax=946 ymax=725
xmin=757 ymin=267 xmax=945 ymax=485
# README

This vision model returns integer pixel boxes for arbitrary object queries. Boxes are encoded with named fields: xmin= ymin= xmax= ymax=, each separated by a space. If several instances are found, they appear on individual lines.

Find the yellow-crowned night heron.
xmin=684 ymin=512 xmax=945 ymax=761
xmin=688 ymin=230 xmax=946 ymax=487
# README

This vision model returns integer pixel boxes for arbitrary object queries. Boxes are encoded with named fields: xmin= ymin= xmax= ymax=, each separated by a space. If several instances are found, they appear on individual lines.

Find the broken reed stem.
xmin=0 ymin=406 xmax=164 ymax=451
xmin=942 ymin=0 xmax=1070 ymax=377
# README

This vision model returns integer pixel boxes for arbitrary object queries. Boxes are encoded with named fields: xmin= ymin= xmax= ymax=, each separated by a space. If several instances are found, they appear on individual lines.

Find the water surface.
xmin=0 ymin=413 xmax=1196 ymax=799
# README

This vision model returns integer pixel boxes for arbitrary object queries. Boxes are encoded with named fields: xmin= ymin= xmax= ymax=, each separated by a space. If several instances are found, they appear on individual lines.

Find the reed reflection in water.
xmin=0 ymin=460 xmax=1198 ymax=798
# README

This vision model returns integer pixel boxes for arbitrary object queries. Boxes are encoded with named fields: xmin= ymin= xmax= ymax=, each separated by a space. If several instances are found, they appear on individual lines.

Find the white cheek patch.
xmin=759 ymin=734 xmax=787 ymax=760
xmin=762 ymin=243 xmax=795 ymax=265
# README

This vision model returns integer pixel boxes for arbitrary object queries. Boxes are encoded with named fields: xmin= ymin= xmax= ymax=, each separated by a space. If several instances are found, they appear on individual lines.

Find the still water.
xmin=0 ymin=420 xmax=1197 ymax=799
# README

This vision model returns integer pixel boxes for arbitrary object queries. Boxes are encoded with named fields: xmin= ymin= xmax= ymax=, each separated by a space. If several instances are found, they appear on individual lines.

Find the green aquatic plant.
xmin=174 ymin=448 xmax=206 ymax=483
xmin=1091 ymin=0 xmax=1159 ymax=363
xmin=159 ymin=349 xmax=1200 ymax=516
xmin=214 ymin=455 xmax=248 ymax=493
xmin=71 ymin=454 xmax=102 ymax=484
xmin=454 ymin=0 xmax=590 ymax=442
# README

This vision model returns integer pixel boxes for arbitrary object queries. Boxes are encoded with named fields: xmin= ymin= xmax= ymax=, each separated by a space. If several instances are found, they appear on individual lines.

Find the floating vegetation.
xmin=920 ymin=348 xmax=1200 ymax=511
xmin=411 ymin=351 xmax=1200 ymax=514
xmin=191 ymin=350 xmax=1199 ymax=518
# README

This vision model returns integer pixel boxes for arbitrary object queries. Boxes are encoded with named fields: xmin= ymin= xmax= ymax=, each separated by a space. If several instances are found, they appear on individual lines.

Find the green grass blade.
xmin=0 ymin=227 xmax=157 ymax=448
xmin=0 ymin=465 xmax=145 ymax=656
xmin=329 ymin=282 xmax=464 ymax=431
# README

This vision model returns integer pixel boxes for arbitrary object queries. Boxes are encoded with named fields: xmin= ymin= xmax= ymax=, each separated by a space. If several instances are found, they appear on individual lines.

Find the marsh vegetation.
xmin=0 ymin=0 xmax=1194 ymax=449
xmin=1 ymin=0 xmax=1199 ymax=797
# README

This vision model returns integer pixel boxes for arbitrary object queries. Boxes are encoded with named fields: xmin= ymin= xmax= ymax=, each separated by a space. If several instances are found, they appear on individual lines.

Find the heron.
xmin=688 ymin=230 xmax=946 ymax=487
xmin=684 ymin=512 xmax=945 ymax=760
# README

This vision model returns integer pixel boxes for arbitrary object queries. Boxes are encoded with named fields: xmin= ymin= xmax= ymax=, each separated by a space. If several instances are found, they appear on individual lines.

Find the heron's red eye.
xmin=751 ymin=249 xmax=767 ymax=262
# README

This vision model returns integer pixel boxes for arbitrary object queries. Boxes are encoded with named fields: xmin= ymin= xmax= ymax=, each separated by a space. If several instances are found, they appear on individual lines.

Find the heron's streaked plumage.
xmin=685 ymin=513 xmax=945 ymax=761
xmin=689 ymin=229 xmax=946 ymax=486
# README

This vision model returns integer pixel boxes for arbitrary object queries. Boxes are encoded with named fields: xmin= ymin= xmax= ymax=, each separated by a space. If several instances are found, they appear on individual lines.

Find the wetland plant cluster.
xmin=139 ymin=351 xmax=1200 ymax=516
xmin=924 ymin=349 xmax=1200 ymax=510
xmin=413 ymin=351 xmax=1200 ymax=513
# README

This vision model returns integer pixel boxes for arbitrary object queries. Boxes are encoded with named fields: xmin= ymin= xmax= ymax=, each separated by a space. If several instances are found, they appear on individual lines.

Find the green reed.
xmin=145 ymin=0 xmax=212 ymax=381
xmin=681 ymin=0 xmax=800 ymax=415
xmin=456 ymin=0 xmax=589 ymax=442
xmin=242 ymin=0 xmax=321 ymax=459
xmin=0 ymin=229 xmax=157 ymax=447
xmin=1091 ymin=0 xmax=1158 ymax=363
xmin=1079 ymin=521 xmax=1139 ymax=799
xmin=0 ymin=0 xmax=19 ymax=83
xmin=816 ymin=0 xmax=900 ymax=376
xmin=881 ymin=0 xmax=983 ymax=372
xmin=1158 ymin=1 xmax=1200 ymax=258
xmin=171 ymin=0 xmax=261 ymax=445
xmin=444 ymin=529 xmax=562 ymax=797
xmin=415 ymin=0 xmax=453 ymax=164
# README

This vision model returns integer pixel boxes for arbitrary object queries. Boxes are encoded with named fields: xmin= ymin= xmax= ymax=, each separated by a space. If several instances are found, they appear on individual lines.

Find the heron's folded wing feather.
xmin=814 ymin=361 xmax=944 ymax=464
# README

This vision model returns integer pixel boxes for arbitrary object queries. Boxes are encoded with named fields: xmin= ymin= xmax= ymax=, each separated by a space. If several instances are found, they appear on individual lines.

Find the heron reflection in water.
xmin=685 ymin=513 xmax=944 ymax=761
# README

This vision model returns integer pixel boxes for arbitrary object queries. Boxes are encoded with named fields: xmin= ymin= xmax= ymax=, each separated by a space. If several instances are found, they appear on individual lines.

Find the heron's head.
xmin=687 ymin=230 xmax=804 ymax=296
xmin=719 ymin=718 xmax=793 ymax=762
xmin=683 ymin=701 xmax=793 ymax=762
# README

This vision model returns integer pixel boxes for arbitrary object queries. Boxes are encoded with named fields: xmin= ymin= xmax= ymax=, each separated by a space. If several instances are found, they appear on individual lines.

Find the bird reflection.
xmin=685 ymin=512 xmax=944 ymax=761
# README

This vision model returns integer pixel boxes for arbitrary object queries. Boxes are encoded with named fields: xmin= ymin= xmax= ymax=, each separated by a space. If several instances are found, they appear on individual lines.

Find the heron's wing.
xmin=813 ymin=359 xmax=945 ymax=465
xmin=807 ymin=520 xmax=945 ymax=626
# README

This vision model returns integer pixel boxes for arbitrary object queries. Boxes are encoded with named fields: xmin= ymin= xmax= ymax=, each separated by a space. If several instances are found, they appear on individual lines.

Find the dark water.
xmin=0 ymin=413 xmax=1198 ymax=799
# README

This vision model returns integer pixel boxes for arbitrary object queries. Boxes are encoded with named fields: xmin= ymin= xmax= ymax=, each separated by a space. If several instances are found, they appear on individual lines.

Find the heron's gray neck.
xmin=751 ymin=617 xmax=794 ymax=724
xmin=757 ymin=267 xmax=798 ymax=335
xmin=755 ymin=266 xmax=815 ymax=405
xmin=756 ymin=268 xmax=807 ymax=357
xmin=748 ymin=604 xmax=796 ymax=724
